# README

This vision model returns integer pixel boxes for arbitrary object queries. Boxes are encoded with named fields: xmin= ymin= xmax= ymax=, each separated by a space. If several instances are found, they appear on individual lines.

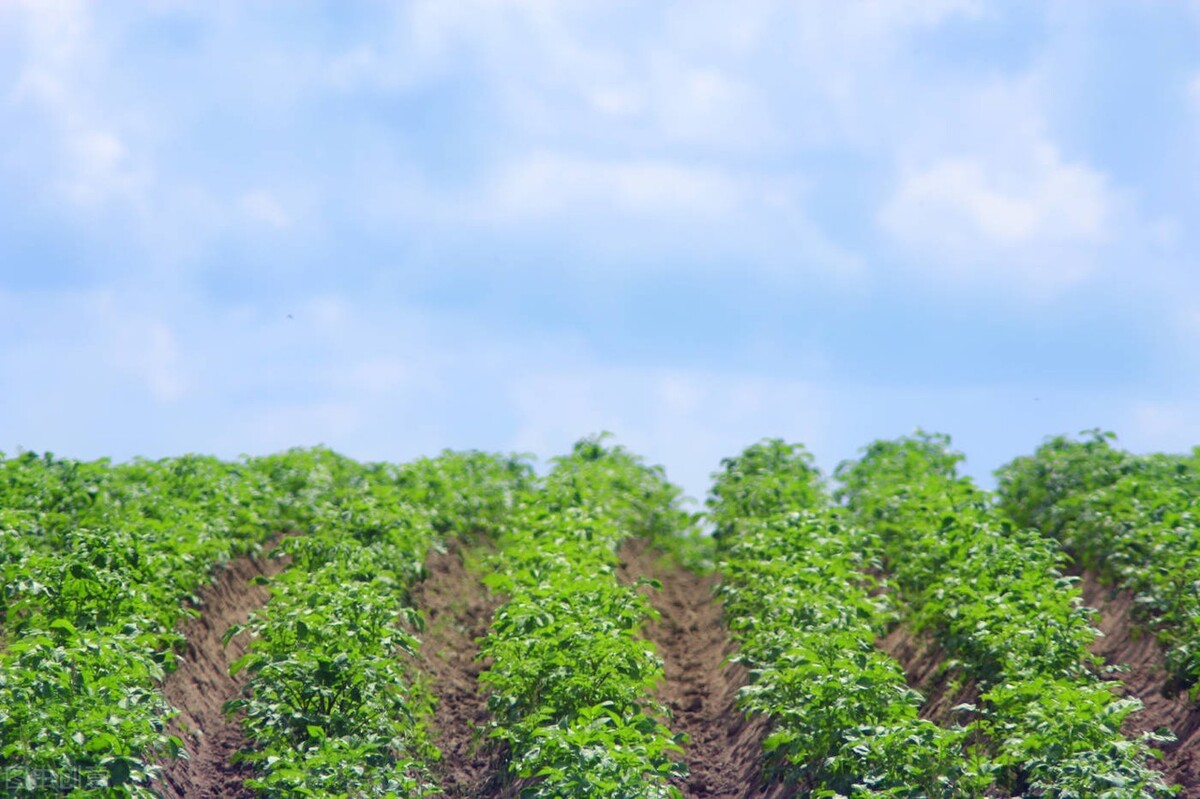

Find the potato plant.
xmin=477 ymin=436 xmax=689 ymax=799
xmin=837 ymin=432 xmax=1173 ymax=797
xmin=710 ymin=442 xmax=989 ymax=797
xmin=998 ymin=434 xmax=1200 ymax=688
xmin=226 ymin=449 xmax=534 ymax=797
xmin=225 ymin=523 xmax=441 ymax=796
xmin=0 ymin=451 xmax=284 ymax=796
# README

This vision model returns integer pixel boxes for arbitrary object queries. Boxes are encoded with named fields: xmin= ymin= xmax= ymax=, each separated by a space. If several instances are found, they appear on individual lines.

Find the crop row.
xmin=0 ymin=452 xmax=284 ymax=796
xmin=0 ymin=446 xmax=533 ymax=798
xmin=710 ymin=441 xmax=985 ymax=797
xmin=223 ymin=450 xmax=441 ymax=797
xmin=6 ymin=433 xmax=1190 ymax=798
xmin=837 ymin=432 xmax=1171 ymax=796
xmin=477 ymin=436 xmax=691 ymax=799
xmin=224 ymin=448 xmax=534 ymax=797
xmin=997 ymin=432 xmax=1200 ymax=688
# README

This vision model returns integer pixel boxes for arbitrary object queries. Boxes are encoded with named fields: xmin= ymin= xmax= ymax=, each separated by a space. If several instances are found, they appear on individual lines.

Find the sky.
xmin=2 ymin=1 xmax=1199 ymax=506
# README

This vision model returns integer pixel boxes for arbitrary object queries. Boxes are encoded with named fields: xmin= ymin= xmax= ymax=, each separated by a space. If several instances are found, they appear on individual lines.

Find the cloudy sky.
xmin=2 ymin=1 xmax=1199 ymax=504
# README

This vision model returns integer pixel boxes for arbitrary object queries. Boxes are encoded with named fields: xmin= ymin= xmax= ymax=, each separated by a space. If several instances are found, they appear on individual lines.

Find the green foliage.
xmin=838 ymin=432 xmax=1174 ymax=798
xmin=834 ymin=430 xmax=966 ymax=512
xmin=0 ymin=451 xmax=283 ymax=797
xmin=544 ymin=433 xmax=695 ymax=544
xmin=228 ymin=448 xmax=531 ymax=797
xmin=710 ymin=446 xmax=985 ymax=797
xmin=0 ymin=628 xmax=181 ymax=795
xmin=4 ymin=431 xmax=1185 ymax=799
xmin=994 ymin=430 xmax=1127 ymax=535
xmin=227 ymin=551 xmax=441 ymax=797
xmin=727 ymin=525 xmax=984 ymax=796
xmin=390 ymin=449 xmax=536 ymax=537
xmin=477 ymin=435 xmax=691 ymax=799
xmin=982 ymin=678 xmax=1170 ymax=798
xmin=997 ymin=433 xmax=1200 ymax=688
xmin=0 ymin=446 xmax=531 ymax=797
xmin=708 ymin=439 xmax=824 ymax=536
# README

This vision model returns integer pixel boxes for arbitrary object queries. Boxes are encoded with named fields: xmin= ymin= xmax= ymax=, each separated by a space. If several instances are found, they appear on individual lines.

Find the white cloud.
xmin=339 ymin=357 xmax=446 ymax=396
xmin=0 ymin=283 xmax=843 ymax=504
xmin=7 ymin=0 xmax=87 ymax=107
xmin=327 ymin=3 xmax=783 ymax=153
xmin=3 ymin=1 xmax=1199 ymax=506
xmin=324 ymin=45 xmax=382 ymax=91
xmin=0 ymin=289 xmax=188 ymax=405
xmin=0 ymin=2 xmax=1188 ymax=334
xmin=4 ymin=284 xmax=1197 ymax=508
xmin=440 ymin=1 xmax=985 ymax=152
xmin=578 ymin=57 xmax=780 ymax=151
xmin=352 ymin=148 xmax=863 ymax=283
xmin=228 ymin=402 xmax=363 ymax=453
xmin=0 ymin=0 xmax=1022 ymax=291
xmin=7 ymin=1 xmax=152 ymax=210
xmin=880 ymin=142 xmax=1115 ymax=296
xmin=60 ymin=129 xmax=147 ymax=205
xmin=588 ymin=85 xmax=642 ymax=118
xmin=480 ymin=152 xmax=744 ymax=221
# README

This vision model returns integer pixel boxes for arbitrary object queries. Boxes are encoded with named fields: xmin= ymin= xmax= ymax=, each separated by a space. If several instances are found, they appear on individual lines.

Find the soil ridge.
xmin=876 ymin=623 xmax=978 ymax=726
xmin=1081 ymin=572 xmax=1200 ymax=797
xmin=156 ymin=546 xmax=288 ymax=799
xmin=412 ymin=544 xmax=509 ymax=799
xmin=618 ymin=538 xmax=794 ymax=799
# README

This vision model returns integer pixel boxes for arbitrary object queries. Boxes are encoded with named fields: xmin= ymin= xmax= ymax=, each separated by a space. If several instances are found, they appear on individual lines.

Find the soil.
xmin=1081 ymin=572 xmax=1200 ymax=797
xmin=155 ymin=546 xmax=288 ymax=799
xmin=877 ymin=624 xmax=979 ymax=726
xmin=879 ymin=574 xmax=1200 ymax=794
xmin=618 ymin=539 xmax=796 ymax=799
xmin=411 ymin=543 xmax=514 ymax=799
xmin=144 ymin=536 xmax=1200 ymax=798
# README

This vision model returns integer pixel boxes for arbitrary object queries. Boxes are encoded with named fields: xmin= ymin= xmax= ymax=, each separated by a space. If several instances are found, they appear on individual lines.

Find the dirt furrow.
xmin=412 ymin=544 xmax=507 ymax=799
xmin=157 ymin=546 xmax=288 ymax=799
xmin=877 ymin=624 xmax=978 ymax=726
xmin=619 ymin=539 xmax=793 ymax=799
xmin=1081 ymin=572 xmax=1200 ymax=797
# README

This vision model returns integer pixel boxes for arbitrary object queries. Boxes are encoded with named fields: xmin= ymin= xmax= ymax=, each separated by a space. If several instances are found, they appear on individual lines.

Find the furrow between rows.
xmin=1082 ymin=573 xmax=1200 ymax=798
xmin=619 ymin=539 xmax=789 ymax=799
xmin=158 ymin=546 xmax=288 ymax=799
xmin=412 ymin=543 xmax=504 ymax=799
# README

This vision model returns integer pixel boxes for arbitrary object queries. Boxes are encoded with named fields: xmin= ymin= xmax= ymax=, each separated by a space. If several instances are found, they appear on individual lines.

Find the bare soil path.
xmin=1082 ymin=572 xmax=1200 ymax=797
xmin=157 ymin=547 xmax=287 ymax=799
xmin=412 ymin=543 xmax=508 ymax=799
xmin=877 ymin=624 xmax=978 ymax=726
xmin=618 ymin=539 xmax=794 ymax=799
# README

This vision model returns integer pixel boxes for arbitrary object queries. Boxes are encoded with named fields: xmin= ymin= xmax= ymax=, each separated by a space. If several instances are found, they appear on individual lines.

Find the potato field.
xmin=2 ymin=432 xmax=1199 ymax=798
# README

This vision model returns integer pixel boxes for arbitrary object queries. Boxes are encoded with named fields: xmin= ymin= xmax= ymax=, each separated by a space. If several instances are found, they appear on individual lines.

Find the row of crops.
xmin=997 ymin=433 xmax=1200 ymax=692
xmin=838 ymin=434 xmax=1172 ymax=796
xmin=1 ymin=431 xmax=1197 ymax=797
xmin=0 ymin=448 xmax=533 ymax=796
xmin=0 ymin=453 xmax=280 ymax=794
xmin=708 ymin=435 xmax=1174 ymax=797
xmin=477 ymin=439 xmax=691 ymax=798
xmin=710 ymin=442 xmax=978 ymax=795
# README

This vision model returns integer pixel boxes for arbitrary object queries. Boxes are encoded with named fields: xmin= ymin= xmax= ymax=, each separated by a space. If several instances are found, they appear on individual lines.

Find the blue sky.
xmin=2 ymin=1 xmax=1199 ymax=505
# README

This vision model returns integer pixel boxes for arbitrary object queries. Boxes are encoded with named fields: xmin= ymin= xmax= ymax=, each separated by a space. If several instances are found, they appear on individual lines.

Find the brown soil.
xmin=618 ymin=539 xmax=795 ymax=799
xmin=877 ymin=624 xmax=978 ymax=726
xmin=156 ymin=547 xmax=288 ymax=799
xmin=1081 ymin=572 xmax=1200 ymax=797
xmin=411 ymin=543 xmax=512 ymax=799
